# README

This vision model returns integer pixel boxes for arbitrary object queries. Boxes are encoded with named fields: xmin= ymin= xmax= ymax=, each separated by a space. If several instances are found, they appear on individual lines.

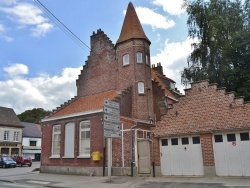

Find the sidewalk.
xmin=1 ymin=171 xmax=250 ymax=188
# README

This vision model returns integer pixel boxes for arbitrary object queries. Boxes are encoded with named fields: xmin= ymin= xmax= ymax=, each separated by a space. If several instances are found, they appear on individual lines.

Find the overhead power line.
xmin=32 ymin=0 xmax=153 ymax=86
xmin=33 ymin=0 xmax=90 ymax=53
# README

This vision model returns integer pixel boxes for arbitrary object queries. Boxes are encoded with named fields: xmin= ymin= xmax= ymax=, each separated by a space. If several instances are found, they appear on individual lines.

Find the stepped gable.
xmin=76 ymin=29 xmax=115 ymax=85
xmin=153 ymin=80 xmax=250 ymax=137
xmin=151 ymin=69 xmax=176 ymax=99
xmin=76 ymin=29 xmax=117 ymax=97
xmin=50 ymin=90 xmax=119 ymax=118
xmin=116 ymin=2 xmax=150 ymax=45
xmin=151 ymin=63 xmax=182 ymax=99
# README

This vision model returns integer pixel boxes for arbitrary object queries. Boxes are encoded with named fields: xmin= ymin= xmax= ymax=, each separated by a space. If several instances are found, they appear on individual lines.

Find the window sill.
xmin=77 ymin=156 xmax=91 ymax=159
xmin=138 ymin=93 xmax=145 ymax=96
xmin=122 ymin=64 xmax=130 ymax=67
xmin=62 ymin=156 xmax=74 ymax=159
xmin=49 ymin=156 xmax=60 ymax=159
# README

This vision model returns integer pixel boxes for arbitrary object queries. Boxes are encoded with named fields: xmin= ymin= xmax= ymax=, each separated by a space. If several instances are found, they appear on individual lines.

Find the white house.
xmin=21 ymin=122 xmax=41 ymax=161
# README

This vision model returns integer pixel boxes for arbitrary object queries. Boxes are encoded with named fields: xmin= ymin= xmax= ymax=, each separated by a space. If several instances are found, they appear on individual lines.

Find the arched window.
xmin=123 ymin=54 xmax=129 ymax=65
xmin=78 ymin=120 xmax=90 ymax=158
xmin=51 ymin=124 xmax=61 ymax=157
xmin=138 ymin=82 xmax=145 ymax=94
xmin=136 ymin=52 xmax=142 ymax=63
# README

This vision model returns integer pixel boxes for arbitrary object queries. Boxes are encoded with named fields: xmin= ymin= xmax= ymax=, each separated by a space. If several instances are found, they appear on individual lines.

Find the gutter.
xmin=41 ymin=108 xmax=103 ymax=122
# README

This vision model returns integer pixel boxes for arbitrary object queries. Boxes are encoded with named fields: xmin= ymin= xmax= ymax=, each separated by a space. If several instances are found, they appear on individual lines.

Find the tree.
xmin=182 ymin=0 xmax=250 ymax=100
xmin=17 ymin=108 xmax=50 ymax=124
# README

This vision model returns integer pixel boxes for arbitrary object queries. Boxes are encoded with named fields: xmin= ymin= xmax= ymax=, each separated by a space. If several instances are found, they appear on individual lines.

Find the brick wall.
xmin=154 ymin=80 xmax=250 ymax=137
xmin=153 ymin=80 xmax=250 ymax=168
xmin=200 ymin=134 xmax=214 ymax=166
xmin=115 ymin=39 xmax=154 ymax=120
xmin=76 ymin=29 xmax=117 ymax=97
xmin=152 ymin=81 xmax=166 ymax=121
xmin=41 ymin=113 xmax=104 ymax=167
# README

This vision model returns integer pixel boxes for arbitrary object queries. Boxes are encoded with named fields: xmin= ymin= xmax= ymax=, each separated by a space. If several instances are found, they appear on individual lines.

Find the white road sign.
xmin=104 ymin=99 xmax=120 ymax=109
xmin=104 ymin=130 xmax=121 ymax=138
xmin=104 ymin=122 xmax=120 ymax=130
xmin=104 ymin=114 xmax=120 ymax=124
xmin=104 ymin=106 xmax=120 ymax=116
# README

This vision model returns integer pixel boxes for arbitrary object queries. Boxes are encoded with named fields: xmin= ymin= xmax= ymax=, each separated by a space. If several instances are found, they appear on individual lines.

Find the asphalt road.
xmin=0 ymin=161 xmax=40 ymax=177
xmin=1 ymin=162 xmax=250 ymax=188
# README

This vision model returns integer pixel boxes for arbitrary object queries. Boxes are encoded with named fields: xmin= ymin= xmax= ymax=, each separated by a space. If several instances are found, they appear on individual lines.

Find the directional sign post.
xmin=103 ymin=99 xmax=121 ymax=182
xmin=103 ymin=122 xmax=120 ymax=131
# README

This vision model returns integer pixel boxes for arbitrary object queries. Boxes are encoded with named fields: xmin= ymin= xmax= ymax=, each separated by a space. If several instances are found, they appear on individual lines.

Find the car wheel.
xmin=3 ymin=164 xmax=6 ymax=168
xmin=21 ymin=164 xmax=23 ymax=167
xmin=28 ymin=164 xmax=32 ymax=167
xmin=13 ymin=165 xmax=16 ymax=168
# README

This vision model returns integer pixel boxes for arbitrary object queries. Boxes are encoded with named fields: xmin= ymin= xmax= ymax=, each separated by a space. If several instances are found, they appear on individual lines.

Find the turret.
xmin=115 ymin=2 xmax=153 ymax=120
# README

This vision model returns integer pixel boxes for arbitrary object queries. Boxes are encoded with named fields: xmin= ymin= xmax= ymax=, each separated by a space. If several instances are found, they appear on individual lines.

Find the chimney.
xmin=153 ymin=62 xmax=163 ymax=75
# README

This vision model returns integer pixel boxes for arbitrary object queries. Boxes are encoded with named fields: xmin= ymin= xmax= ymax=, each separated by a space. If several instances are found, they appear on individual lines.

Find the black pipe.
xmin=131 ymin=161 xmax=133 ymax=177
xmin=152 ymin=161 xmax=155 ymax=177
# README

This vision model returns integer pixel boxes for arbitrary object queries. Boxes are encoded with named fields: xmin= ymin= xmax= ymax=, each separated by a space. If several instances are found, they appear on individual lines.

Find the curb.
xmin=0 ymin=179 xmax=15 ymax=183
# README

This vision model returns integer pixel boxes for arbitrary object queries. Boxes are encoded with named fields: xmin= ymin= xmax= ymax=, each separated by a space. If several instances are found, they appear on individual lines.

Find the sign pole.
xmin=107 ymin=137 xmax=112 ymax=182
xmin=103 ymin=99 xmax=121 ymax=182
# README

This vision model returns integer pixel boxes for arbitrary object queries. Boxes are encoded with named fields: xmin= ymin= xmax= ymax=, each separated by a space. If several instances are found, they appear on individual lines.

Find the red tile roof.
xmin=51 ymin=90 xmax=119 ymax=118
xmin=116 ymin=2 xmax=150 ymax=44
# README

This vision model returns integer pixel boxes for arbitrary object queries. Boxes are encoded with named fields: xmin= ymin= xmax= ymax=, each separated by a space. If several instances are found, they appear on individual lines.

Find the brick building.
xmin=41 ymin=2 xmax=250 ymax=177
xmin=40 ymin=2 xmax=179 ymax=176
xmin=153 ymin=80 xmax=250 ymax=176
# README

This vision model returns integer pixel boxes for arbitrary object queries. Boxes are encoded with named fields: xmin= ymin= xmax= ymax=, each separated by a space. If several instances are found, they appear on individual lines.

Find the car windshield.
xmin=2 ymin=157 xmax=13 ymax=161
xmin=23 ymin=156 xmax=31 ymax=159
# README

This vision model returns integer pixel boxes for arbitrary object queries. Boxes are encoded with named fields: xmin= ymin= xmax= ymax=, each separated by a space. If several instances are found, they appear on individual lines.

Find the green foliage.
xmin=17 ymin=108 xmax=50 ymax=124
xmin=182 ymin=0 xmax=250 ymax=100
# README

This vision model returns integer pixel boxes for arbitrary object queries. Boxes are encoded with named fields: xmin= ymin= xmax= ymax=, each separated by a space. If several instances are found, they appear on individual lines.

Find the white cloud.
xmin=151 ymin=0 xmax=186 ymax=15
xmin=0 ymin=64 xmax=81 ymax=114
xmin=151 ymin=37 xmax=198 ymax=93
xmin=0 ymin=2 xmax=53 ymax=37
xmin=31 ymin=22 xmax=53 ymax=37
xmin=3 ymin=63 xmax=28 ymax=78
xmin=136 ymin=6 xmax=175 ymax=30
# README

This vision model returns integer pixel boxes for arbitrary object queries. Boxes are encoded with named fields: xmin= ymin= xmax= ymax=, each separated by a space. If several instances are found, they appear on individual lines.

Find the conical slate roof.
xmin=116 ymin=2 xmax=150 ymax=45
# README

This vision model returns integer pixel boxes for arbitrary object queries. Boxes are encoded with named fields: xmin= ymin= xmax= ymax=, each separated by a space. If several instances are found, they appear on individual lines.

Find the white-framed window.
xmin=4 ymin=131 xmax=9 ymax=141
xmin=64 ymin=122 xmax=75 ymax=158
xmin=13 ymin=131 xmax=19 ymax=142
xmin=146 ymin=54 xmax=150 ymax=65
xmin=136 ymin=52 xmax=142 ymax=63
xmin=170 ymin=82 xmax=175 ymax=90
xmin=79 ymin=121 xmax=90 ymax=157
xmin=138 ymin=82 xmax=145 ymax=94
xmin=123 ymin=54 xmax=129 ymax=66
xmin=51 ymin=124 xmax=61 ymax=157
xmin=30 ymin=141 xmax=37 ymax=146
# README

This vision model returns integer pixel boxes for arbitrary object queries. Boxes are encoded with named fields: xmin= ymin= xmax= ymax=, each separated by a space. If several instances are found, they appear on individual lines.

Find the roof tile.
xmin=51 ymin=90 xmax=119 ymax=118
xmin=116 ymin=2 xmax=150 ymax=44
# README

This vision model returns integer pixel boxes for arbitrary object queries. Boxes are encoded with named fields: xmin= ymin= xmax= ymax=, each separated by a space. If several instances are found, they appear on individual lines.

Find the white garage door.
xmin=213 ymin=132 xmax=250 ymax=176
xmin=160 ymin=136 xmax=204 ymax=176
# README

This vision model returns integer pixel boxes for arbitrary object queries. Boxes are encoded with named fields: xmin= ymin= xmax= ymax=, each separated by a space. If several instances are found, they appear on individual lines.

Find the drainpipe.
xmin=148 ymin=139 xmax=155 ymax=177
xmin=130 ymin=124 xmax=138 ymax=177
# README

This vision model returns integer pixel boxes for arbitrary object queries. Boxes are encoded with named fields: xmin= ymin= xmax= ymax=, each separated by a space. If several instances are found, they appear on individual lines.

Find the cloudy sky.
xmin=0 ymin=0 xmax=193 ymax=114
